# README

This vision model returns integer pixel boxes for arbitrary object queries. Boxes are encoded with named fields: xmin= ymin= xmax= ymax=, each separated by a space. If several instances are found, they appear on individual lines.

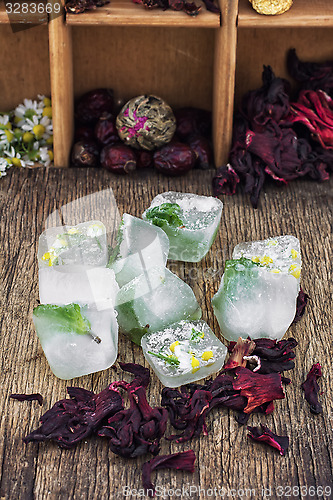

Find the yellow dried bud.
xmin=250 ymin=0 xmax=293 ymax=15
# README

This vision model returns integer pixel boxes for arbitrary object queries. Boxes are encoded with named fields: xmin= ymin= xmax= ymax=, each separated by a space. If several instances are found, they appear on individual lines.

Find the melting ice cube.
xmin=115 ymin=266 xmax=202 ymax=345
xmin=108 ymin=213 xmax=169 ymax=287
xmin=38 ymin=221 xmax=108 ymax=269
xmin=141 ymin=320 xmax=227 ymax=387
xmin=142 ymin=191 xmax=223 ymax=262
xmin=212 ymin=236 xmax=301 ymax=342
xmin=33 ymin=303 xmax=118 ymax=380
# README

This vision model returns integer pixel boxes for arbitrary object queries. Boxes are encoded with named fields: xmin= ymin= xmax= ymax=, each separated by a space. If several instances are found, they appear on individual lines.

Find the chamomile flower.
xmin=4 ymin=146 xmax=34 ymax=168
xmin=14 ymin=98 xmax=43 ymax=127
xmin=37 ymin=146 xmax=53 ymax=167
xmin=0 ymin=114 xmax=12 ymax=128
xmin=21 ymin=115 xmax=53 ymax=142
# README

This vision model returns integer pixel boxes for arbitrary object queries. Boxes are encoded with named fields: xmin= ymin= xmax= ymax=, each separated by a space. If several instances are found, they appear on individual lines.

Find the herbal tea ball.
xmin=116 ymin=95 xmax=176 ymax=151
xmin=250 ymin=0 xmax=293 ymax=15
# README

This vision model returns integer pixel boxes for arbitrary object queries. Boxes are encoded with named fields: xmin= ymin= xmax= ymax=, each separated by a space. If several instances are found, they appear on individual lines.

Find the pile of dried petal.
xmin=65 ymin=0 xmax=109 ymax=14
xmin=132 ymin=0 xmax=219 ymax=16
xmin=23 ymin=386 xmax=123 ymax=449
xmin=213 ymin=61 xmax=333 ymax=207
xmin=161 ymin=342 xmax=286 ymax=434
xmin=293 ymin=288 xmax=309 ymax=323
xmin=301 ymin=363 xmax=323 ymax=415
xmin=98 ymin=363 xmax=168 ymax=457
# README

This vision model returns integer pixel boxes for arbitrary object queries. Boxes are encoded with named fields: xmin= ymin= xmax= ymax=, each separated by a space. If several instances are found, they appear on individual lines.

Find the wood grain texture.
xmin=0 ymin=167 xmax=332 ymax=499
xmin=212 ymin=0 xmax=238 ymax=166
xmin=0 ymin=23 xmax=50 ymax=111
xmin=49 ymin=0 xmax=74 ymax=167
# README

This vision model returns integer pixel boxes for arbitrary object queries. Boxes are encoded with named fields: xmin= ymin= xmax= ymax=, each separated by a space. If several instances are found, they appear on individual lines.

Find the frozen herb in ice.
xmin=143 ymin=192 xmax=223 ymax=262
xmin=141 ymin=320 xmax=227 ymax=387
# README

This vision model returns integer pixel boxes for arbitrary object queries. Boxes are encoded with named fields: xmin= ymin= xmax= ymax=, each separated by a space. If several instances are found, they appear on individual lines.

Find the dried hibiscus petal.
xmin=142 ymin=450 xmax=196 ymax=496
xmin=247 ymin=424 xmax=289 ymax=456
xmin=287 ymin=49 xmax=333 ymax=97
xmin=212 ymin=164 xmax=240 ymax=196
xmin=231 ymin=367 xmax=285 ymax=414
xmin=10 ymin=393 xmax=43 ymax=406
xmin=99 ymin=363 xmax=168 ymax=457
xmin=223 ymin=338 xmax=255 ymax=370
xmin=23 ymin=386 xmax=123 ymax=449
xmin=293 ymin=288 xmax=309 ymax=323
xmin=301 ymin=363 xmax=323 ymax=414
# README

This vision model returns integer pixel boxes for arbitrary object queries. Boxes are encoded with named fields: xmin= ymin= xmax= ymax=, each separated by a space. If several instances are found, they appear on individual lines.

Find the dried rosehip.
xmin=153 ymin=141 xmax=196 ymax=176
xmin=75 ymin=88 xmax=114 ymax=125
xmin=94 ymin=113 xmax=119 ymax=146
xmin=136 ymin=149 xmax=154 ymax=169
xmin=101 ymin=144 xmax=136 ymax=174
xmin=71 ymin=140 xmax=100 ymax=167
xmin=187 ymin=135 xmax=213 ymax=169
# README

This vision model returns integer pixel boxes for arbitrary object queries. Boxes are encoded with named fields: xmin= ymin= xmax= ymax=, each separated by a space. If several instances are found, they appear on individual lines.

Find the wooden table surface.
xmin=0 ymin=167 xmax=332 ymax=500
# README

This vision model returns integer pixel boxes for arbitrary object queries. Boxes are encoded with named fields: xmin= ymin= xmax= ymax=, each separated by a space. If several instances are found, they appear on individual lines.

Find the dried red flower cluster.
xmin=213 ymin=50 xmax=333 ymax=208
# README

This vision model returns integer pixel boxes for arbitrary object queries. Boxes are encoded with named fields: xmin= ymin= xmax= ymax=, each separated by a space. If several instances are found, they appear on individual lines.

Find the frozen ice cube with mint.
xmin=39 ymin=267 xmax=119 ymax=310
xmin=142 ymin=192 xmax=223 ymax=262
xmin=115 ymin=266 xmax=202 ymax=345
xmin=38 ymin=221 xmax=108 ymax=269
xmin=108 ymin=213 xmax=169 ymax=287
xmin=141 ymin=320 xmax=227 ymax=388
xmin=33 ymin=303 xmax=118 ymax=380
xmin=212 ymin=251 xmax=301 ymax=342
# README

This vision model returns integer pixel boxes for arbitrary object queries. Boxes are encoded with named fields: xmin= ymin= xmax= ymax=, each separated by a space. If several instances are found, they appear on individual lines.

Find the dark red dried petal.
xmin=301 ymin=363 xmax=323 ymax=414
xmin=10 ymin=393 xmax=43 ymax=406
xmin=118 ymin=362 xmax=150 ymax=389
xmin=293 ymin=288 xmax=309 ymax=323
xmin=142 ymin=450 xmax=196 ymax=496
xmin=212 ymin=164 xmax=240 ymax=196
xmin=232 ymin=367 xmax=285 ymax=414
xmin=247 ymin=424 xmax=289 ymax=456
xmin=223 ymin=338 xmax=256 ymax=370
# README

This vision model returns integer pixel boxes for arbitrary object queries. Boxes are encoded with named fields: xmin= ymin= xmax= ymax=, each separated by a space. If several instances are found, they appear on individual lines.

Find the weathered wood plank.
xmin=0 ymin=168 xmax=332 ymax=499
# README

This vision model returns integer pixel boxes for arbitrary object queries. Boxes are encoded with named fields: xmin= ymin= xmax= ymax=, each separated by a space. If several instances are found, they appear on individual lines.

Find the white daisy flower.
xmin=37 ymin=146 xmax=53 ymax=167
xmin=14 ymin=98 xmax=43 ymax=127
xmin=0 ymin=114 xmax=11 ymax=127
xmin=21 ymin=115 xmax=53 ymax=142
xmin=4 ymin=146 xmax=34 ymax=168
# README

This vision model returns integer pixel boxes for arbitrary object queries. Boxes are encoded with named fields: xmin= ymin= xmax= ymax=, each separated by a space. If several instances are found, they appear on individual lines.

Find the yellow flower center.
xmin=191 ymin=356 xmax=200 ymax=373
xmin=43 ymin=97 xmax=51 ymax=107
xmin=11 ymin=157 xmax=22 ymax=167
xmin=48 ymin=150 xmax=54 ymax=161
xmin=42 ymin=106 xmax=52 ymax=119
xmin=202 ymin=351 xmax=213 ymax=361
xmin=46 ymin=135 xmax=53 ymax=145
xmin=23 ymin=131 xmax=34 ymax=144
xmin=33 ymin=124 xmax=45 ymax=140
xmin=169 ymin=341 xmax=179 ymax=353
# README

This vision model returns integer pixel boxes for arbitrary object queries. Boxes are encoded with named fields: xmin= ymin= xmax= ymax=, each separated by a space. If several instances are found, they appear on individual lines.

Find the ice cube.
xmin=211 ymin=256 xmax=300 ymax=342
xmin=142 ymin=191 xmax=223 ymax=262
xmin=38 ymin=221 xmax=108 ymax=269
xmin=108 ymin=214 xmax=169 ymax=287
xmin=33 ymin=303 xmax=118 ymax=380
xmin=141 ymin=320 xmax=227 ymax=387
xmin=39 ymin=267 xmax=119 ymax=310
xmin=115 ymin=266 xmax=202 ymax=345
xmin=232 ymin=235 xmax=302 ymax=283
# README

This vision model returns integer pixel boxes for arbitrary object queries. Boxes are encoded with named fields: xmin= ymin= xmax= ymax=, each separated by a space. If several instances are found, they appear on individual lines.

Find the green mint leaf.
xmin=33 ymin=303 xmax=91 ymax=336
xmin=145 ymin=203 xmax=184 ymax=229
